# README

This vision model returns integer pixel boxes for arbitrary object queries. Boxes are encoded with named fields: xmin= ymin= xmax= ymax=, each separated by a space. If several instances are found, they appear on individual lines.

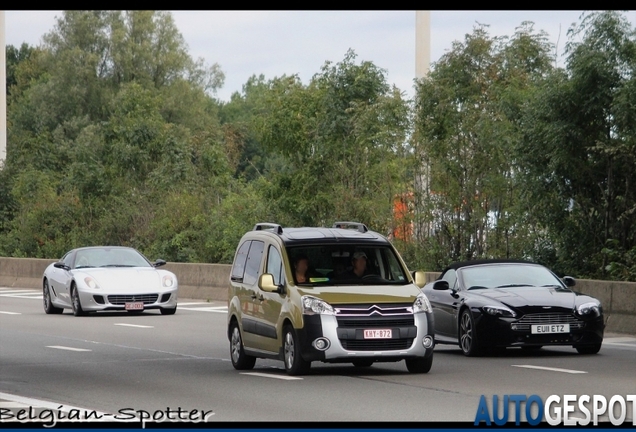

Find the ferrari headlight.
xmin=84 ymin=277 xmax=100 ymax=289
xmin=577 ymin=302 xmax=601 ymax=317
xmin=301 ymin=296 xmax=335 ymax=315
xmin=483 ymin=305 xmax=516 ymax=318
xmin=413 ymin=293 xmax=432 ymax=314
xmin=162 ymin=275 xmax=174 ymax=288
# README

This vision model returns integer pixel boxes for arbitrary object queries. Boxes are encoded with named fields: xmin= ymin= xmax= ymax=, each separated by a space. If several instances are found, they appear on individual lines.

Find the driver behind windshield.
xmin=341 ymin=251 xmax=368 ymax=279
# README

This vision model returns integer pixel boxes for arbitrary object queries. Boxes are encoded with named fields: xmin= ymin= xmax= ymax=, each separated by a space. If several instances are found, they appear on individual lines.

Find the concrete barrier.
xmin=1 ymin=257 xmax=634 ymax=334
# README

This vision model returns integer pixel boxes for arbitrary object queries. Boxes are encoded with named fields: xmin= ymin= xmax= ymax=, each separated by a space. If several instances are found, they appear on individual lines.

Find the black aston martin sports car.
xmin=422 ymin=260 xmax=605 ymax=356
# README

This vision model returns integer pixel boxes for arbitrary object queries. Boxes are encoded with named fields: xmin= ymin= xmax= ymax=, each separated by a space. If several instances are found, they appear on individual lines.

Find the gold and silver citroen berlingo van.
xmin=227 ymin=222 xmax=434 ymax=375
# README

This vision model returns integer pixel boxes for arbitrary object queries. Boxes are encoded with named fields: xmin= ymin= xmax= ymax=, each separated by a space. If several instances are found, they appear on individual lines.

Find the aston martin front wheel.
xmin=575 ymin=343 xmax=602 ymax=354
xmin=459 ymin=309 xmax=482 ymax=357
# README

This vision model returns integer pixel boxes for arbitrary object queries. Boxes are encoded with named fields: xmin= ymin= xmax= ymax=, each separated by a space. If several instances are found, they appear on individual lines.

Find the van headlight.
xmin=413 ymin=293 xmax=432 ymax=314
xmin=301 ymin=296 xmax=335 ymax=315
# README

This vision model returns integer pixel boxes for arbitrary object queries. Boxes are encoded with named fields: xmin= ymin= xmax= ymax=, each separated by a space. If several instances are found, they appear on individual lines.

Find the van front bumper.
xmin=297 ymin=312 xmax=434 ymax=363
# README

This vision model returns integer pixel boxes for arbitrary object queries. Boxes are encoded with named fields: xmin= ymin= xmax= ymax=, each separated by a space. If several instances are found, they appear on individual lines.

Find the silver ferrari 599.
xmin=42 ymin=246 xmax=178 ymax=316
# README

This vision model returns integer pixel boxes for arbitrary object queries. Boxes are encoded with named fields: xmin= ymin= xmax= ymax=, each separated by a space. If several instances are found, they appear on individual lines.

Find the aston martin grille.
xmin=108 ymin=294 xmax=158 ymax=305
xmin=514 ymin=313 xmax=585 ymax=331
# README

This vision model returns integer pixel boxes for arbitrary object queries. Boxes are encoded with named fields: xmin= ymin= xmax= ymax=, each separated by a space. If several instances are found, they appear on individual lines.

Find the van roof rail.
xmin=253 ymin=223 xmax=283 ymax=235
xmin=332 ymin=221 xmax=368 ymax=233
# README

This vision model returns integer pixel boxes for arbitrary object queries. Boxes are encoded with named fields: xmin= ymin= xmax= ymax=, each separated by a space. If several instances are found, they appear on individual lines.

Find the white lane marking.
xmin=114 ymin=323 xmax=154 ymax=328
xmin=603 ymin=342 xmax=636 ymax=348
xmin=604 ymin=337 xmax=636 ymax=344
xmin=179 ymin=306 xmax=227 ymax=313
xmin=47 ymin=345 xmax=92 ymax=352
xmin=0 ymin=391 xmax=110 ymax=418
xmin=511 ymin=365 xmax=587 ymax=374
xmin=0 ymin=295 xmax=43 ymax=299
xmin=176 ymin=302 xmax=211 ymax=306
xmin=0 ymin=311 xmax=21 ymax=315
xmin=0 ymin=401 xmax=34 ymax=408
xmin=0 ymin=289 xmax=39 ymax=294
xmin=240 ymin=372 xmax=303 ymax=380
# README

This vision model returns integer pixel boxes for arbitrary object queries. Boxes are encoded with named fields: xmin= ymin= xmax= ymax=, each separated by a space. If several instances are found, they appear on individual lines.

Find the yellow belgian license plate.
xmin=363 ymin=329 xmax=392 ymax=339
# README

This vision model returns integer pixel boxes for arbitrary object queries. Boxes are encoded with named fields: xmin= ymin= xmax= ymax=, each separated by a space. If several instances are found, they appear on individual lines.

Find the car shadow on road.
xmin=434 ymin=346 xmax=583 ymax=358
xmin=59 ymin=311 xmax=165 ymax=318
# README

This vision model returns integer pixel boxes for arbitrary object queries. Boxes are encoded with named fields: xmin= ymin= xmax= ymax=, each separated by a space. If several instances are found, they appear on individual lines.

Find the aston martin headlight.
xmin=483 ymin=305 xmax=516 ymax=318
xmin=84 ymin=277 xmax=100 ymax=289
xmin=577 ymin=302 xmax=601 ymax=317
xmin=413 ymin=293 xmax=432 ymax=314
xmin=162 ymin=275 xmax=175 ymax=288
xmin=301 ymin=296 xmax=335 ymax=315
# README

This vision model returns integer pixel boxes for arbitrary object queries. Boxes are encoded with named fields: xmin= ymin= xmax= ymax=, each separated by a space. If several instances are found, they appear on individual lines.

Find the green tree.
xmin=412 ymin=23 xmax=554 ymax=270
xmin=518 ymin=11 xmax=636 ymax=278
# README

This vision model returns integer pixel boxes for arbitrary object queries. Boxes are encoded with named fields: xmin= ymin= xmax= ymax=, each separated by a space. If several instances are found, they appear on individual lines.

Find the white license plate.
xmin=531 ymin=324 xmax=570 ymax=334
xmin=125 ymin=302 xmax=144 ymax=311
xmin=363 ymin=329 xmax=392 ymax=339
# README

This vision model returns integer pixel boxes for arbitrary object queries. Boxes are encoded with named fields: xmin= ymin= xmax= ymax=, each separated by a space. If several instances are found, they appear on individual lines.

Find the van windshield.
xmin=287 ymin=245 xmax=409 ymax=285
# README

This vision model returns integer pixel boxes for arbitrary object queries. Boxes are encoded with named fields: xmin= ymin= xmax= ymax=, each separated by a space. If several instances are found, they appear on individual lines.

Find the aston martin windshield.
xmin=287 ymin=245 xmax=409 ymax=285
xmin=461 ymin=264 xmax=564 ymax=290
xmin=74 ymin=247 xmax=152 ymax=269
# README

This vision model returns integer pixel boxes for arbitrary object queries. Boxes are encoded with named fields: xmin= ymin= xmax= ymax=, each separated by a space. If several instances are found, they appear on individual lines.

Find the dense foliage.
xmin=2 ymin=11 xmax=635 ymax=280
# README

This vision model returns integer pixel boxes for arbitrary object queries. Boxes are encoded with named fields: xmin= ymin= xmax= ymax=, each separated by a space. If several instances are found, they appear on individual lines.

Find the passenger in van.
xmin=294 ymin=255 xmax=313 ymax=284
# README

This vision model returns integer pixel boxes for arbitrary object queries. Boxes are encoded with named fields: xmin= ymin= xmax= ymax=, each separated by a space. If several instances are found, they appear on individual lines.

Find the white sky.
xmin=5 ymin=10 xmax=636 ymax=102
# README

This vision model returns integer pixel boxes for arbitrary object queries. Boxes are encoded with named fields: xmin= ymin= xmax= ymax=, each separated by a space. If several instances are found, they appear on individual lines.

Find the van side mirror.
xmin=258 ymin=274 xmax=279 ymax=293
xmin=412 ymin=270 xmax=426 ymax=288
xmin=153 ymin=259 xmax=167 ymax=267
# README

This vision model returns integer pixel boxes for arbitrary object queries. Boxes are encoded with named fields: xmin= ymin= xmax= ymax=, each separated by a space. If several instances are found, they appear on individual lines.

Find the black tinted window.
xmin=243 ymin=241 xmax=265 ymax=285
xmin=287 ymin=245 xmax=408 ymax=285
xmin=231 ymin=241 xmax=251 ymax=281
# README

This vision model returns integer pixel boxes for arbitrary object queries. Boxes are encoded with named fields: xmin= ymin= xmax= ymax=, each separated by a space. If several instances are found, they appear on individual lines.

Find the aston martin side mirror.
xmin=433 ymin=280 xmax=450 ymax=291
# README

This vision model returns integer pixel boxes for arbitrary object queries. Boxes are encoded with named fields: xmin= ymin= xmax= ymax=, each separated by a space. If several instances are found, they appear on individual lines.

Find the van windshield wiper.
xmin=495 ymin=284 xmax=533 ymax=288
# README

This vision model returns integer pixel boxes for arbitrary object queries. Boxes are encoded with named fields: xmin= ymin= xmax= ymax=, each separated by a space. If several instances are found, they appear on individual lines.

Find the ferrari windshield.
xmin=73 ymin=247 xmax=152 ymax=269
xmin=287 ymin=245 xmax=409 ymax=285
xmin=460 ymin=264 xmax=564 ymax=290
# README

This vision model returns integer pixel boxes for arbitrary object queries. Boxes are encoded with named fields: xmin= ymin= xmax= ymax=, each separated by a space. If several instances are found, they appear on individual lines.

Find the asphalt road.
xmin=1 ymin=286 xmax=635 ymax=426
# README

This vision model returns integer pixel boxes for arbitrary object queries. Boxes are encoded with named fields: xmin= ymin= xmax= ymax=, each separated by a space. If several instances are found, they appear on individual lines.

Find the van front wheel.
xmin=283 ymin=325 xmax=311 ymax=376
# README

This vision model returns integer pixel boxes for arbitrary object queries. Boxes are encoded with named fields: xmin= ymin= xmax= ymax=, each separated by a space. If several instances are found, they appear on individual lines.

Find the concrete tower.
xmin=415 ymin=11 xmax=430 ymax=78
